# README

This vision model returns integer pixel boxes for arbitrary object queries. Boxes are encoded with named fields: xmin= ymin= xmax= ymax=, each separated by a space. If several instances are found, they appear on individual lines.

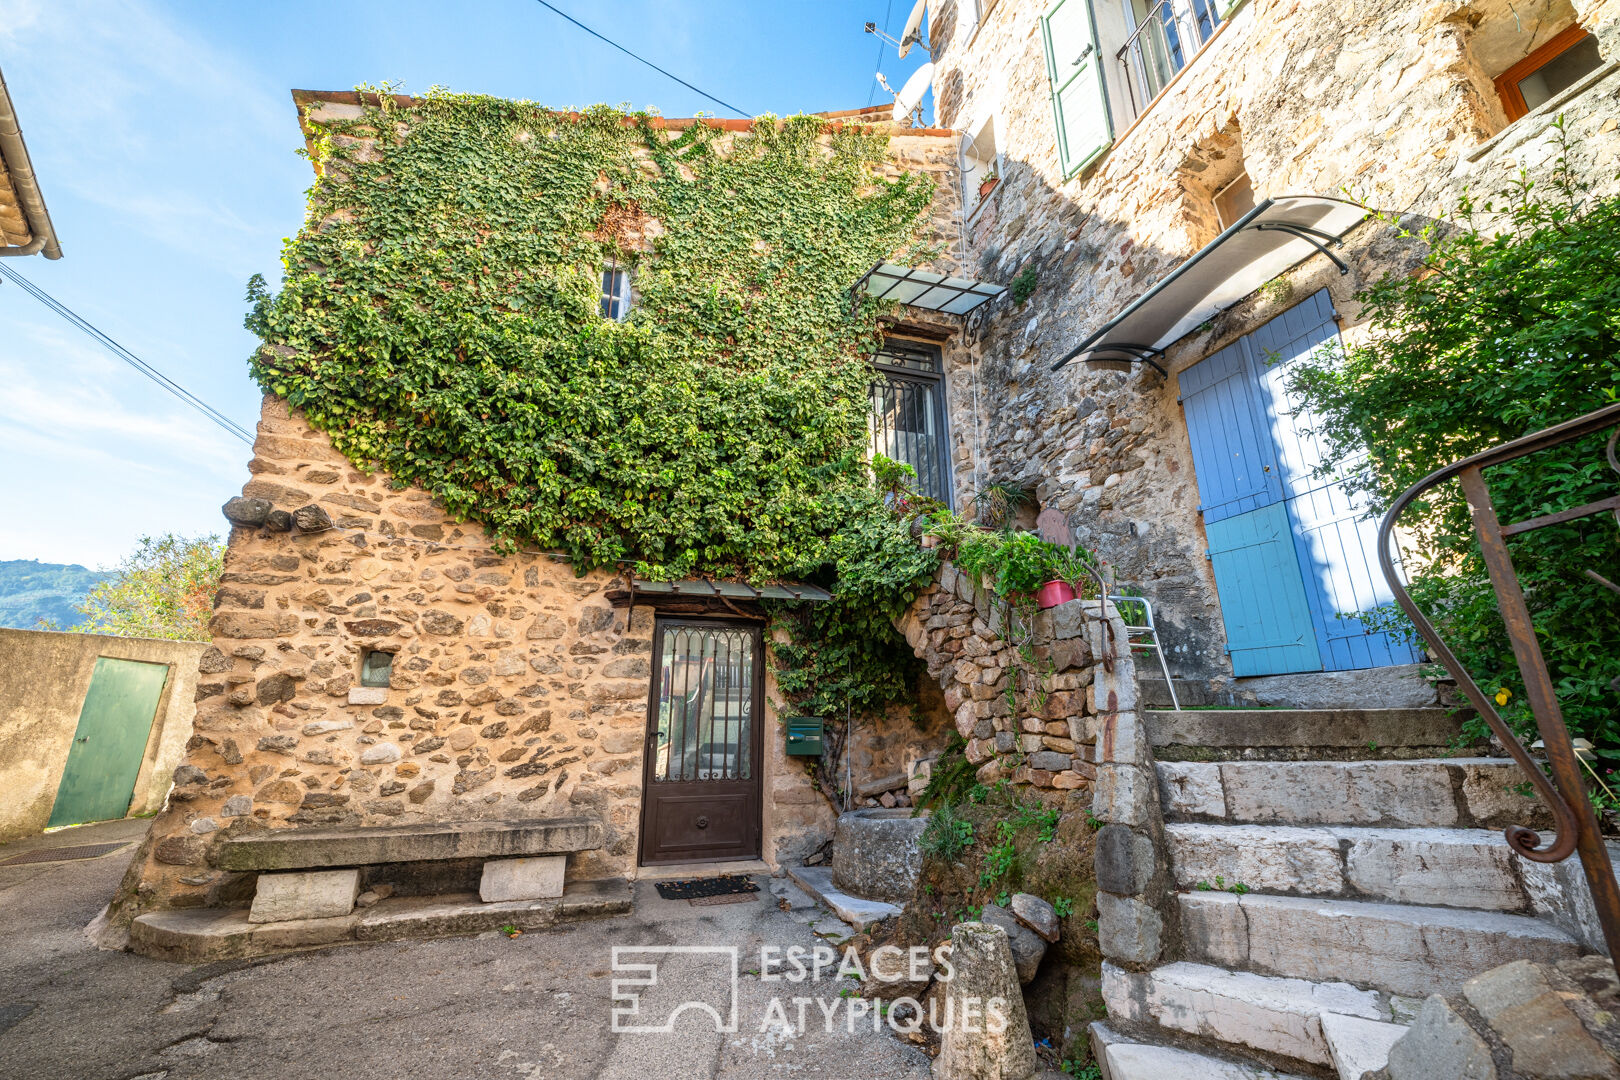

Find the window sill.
xmin=1467 ymin=60 xmax=1619 ymax=163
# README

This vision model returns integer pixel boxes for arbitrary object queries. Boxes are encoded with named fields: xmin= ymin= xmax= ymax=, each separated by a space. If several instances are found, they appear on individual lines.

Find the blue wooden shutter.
xmin=1180 ymin=342 xmax=1323 ymax=676
xmin=1041 ymin=0 xmax=1113 ymax=176
xmin=1245 ymin=290 xmax=1421 ymax=671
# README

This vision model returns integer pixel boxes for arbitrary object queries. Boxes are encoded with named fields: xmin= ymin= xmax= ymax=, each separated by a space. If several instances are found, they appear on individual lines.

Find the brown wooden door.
xmin=637 ymin=617 xmax=764 ymax=865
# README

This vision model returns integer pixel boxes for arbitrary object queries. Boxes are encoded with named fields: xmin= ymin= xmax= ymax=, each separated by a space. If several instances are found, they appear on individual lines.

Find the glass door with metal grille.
xmin=868 ymin=339 xmax=953 ymax=506
xmin=637 ymin=618 xmax=764 ymax=865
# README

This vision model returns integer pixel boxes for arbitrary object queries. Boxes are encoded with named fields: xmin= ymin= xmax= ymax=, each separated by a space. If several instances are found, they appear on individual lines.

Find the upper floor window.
xmin=869 ymin=339 xmax=953 ymax=507
xmin=1041 ymin=0 xmax=1115 ymax=177
xmin=601 ymin=265 xmax=631 ymax=321
xmin=1493 ymin=26 xmax=1604 ymax=122
xmin=961 ymin=115 xmax=1001 ymax=214
xmin=1115 ymin=0 xmax=1222 ymax=119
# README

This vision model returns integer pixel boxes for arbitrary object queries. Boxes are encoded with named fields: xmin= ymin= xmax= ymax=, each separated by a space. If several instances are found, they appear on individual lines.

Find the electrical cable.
xmin=866 ymin=0 xmax=896 ymax=107
xmin=530 ymin=0 xmax=753 ymax=118
xmin=0 ymin=262 xmax=255 ymax=445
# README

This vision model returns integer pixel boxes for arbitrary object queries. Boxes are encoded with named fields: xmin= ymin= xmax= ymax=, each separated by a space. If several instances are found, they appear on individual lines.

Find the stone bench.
xmin=213 ymin=817 xmax=603 ymax=924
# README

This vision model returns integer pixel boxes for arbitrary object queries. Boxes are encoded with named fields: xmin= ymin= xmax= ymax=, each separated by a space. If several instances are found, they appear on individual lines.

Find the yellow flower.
xmin=1495 ymin=687 xmax=1513 ymax=707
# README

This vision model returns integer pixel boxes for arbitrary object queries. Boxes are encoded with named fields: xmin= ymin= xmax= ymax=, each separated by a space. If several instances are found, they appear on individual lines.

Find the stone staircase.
xmin=1093 ymin=707 xmax=1586 ymax=1080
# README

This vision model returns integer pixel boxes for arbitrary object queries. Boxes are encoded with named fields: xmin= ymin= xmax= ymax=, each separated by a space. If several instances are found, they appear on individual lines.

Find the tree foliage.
xmin=74 ymin=534 xmax=224 ymax=642
xmin=1287 ymin=124 xmax=1619 ymax=747
xmin=245 ymin=90 xmax=941 ymax=717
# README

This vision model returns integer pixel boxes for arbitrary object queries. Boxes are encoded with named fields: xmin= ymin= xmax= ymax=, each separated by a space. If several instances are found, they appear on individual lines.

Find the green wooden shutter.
xmin=1041 ymin=0 xmax=1113 ymax=177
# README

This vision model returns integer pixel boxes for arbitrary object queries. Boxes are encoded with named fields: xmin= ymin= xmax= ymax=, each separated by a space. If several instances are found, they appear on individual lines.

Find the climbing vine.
xmin=245 ymin=88 xmax=941 ymax=718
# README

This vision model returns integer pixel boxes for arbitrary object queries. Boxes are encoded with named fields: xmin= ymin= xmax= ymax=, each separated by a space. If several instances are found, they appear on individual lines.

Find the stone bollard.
xmin=934 ymin=923 xmax=1037 ymax=1080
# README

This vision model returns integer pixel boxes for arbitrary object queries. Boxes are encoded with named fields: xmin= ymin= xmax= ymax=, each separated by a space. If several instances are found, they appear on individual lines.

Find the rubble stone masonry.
xmin=927 ymin=0 xmax=1620 ymax=691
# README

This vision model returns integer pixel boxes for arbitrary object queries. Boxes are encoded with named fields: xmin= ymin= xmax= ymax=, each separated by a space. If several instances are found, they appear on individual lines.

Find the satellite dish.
xmin=893 ymin=62 xmax=934 ymax=125
xmin=897 ymin=0 xmax=927 ymax=59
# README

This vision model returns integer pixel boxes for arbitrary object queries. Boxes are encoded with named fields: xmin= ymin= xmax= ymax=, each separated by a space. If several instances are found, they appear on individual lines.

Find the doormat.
xmin=687 ymin=892 xmax=760 ymax=907
xmin=654 ymin=874 xmax=760 ymax=901
xmin=0 ymin=842 xmax=131 ymax=867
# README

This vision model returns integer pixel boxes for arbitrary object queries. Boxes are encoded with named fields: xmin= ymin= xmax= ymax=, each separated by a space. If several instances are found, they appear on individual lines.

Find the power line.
xmin=0 ymin=263 xmax=255 ymax=446
xmin=867 ymin=0 xmax=896 ymax=107
xmin=530 ymin=0 xmax=752 ymax=119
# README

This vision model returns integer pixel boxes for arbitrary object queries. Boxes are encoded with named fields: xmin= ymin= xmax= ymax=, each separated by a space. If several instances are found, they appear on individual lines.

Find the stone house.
xmin=921 ymin=0 xmax=1620 ymax=706
xmin=98 ymin=10 xmax=1620 ymax=1073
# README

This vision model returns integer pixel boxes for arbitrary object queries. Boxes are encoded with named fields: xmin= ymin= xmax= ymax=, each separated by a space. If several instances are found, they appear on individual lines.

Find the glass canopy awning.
xmin=629 ymin=578 xmax=832 ymax=602
xmin=854 ymin=261 xmax=1007 ymax=316
xmin=1051 ymin=196 xmax=1370 ymax=374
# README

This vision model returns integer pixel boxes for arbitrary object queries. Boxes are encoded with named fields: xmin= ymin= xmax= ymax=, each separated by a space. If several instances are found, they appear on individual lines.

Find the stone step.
xmin=1101 ymin=960 xmax=1388 ymax=1066
xmin=1179 ymin=891 xmax=1582 ymax=998
xmin=784 ymin=864 xmax=902 ymax=930
xmin=1321 ymin=1012 xmax=1409 ymax=1080
xmin=1147 ymin=708 xmax=1466 ymax=760
xmin=1165 ymin=823 xmax=1531 ymax=911
xmin=129 ymin=878 xmax=633 ymax=962
xmin=1089 ymin=1020 xmax=1310 ymax=1080
xmin=1157 ymin=757 xmax=1550 ymax=830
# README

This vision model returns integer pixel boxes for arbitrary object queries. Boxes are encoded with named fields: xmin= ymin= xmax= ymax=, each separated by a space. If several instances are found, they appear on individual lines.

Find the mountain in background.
xmin=0 ymin=559 xmax=105 ymax=631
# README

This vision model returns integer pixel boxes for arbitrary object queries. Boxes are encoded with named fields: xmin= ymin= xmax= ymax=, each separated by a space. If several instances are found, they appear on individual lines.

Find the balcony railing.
xmin=1116 ymin=0 xmax=1222 ymax=120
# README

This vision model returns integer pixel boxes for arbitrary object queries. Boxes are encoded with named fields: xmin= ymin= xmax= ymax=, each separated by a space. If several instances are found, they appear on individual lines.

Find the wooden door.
xmin=1179 ymin=289 xmax=1420 ymax=676
xmin=49 ymin=657 xmax=169 ymax=827
xmin=637 ymin=618 xmax=764 ymax=865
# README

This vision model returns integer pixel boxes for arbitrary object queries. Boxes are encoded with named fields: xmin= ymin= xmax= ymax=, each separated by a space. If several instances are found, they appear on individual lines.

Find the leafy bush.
xmin=1286 ymin=121 xmax=1619 ymax=749
xmin=73 ymin=534 xmax=224 ymax=642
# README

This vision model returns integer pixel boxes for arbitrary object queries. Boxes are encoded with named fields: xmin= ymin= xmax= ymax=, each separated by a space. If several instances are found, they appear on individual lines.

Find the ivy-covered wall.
xmin=106 ymin=91 xmax=968 ymax=927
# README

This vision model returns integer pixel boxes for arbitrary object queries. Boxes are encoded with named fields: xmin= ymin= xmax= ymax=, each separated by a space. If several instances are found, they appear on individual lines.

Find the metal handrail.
xmin=1376 ymin=401 xmax=1620 ymax=968
xmin=1115 ymin=0 xmax=1221 ymax=119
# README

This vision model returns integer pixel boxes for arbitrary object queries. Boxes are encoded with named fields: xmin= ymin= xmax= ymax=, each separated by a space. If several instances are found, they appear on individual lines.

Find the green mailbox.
xmin=784 ymin=716 xmax=824 ymax=756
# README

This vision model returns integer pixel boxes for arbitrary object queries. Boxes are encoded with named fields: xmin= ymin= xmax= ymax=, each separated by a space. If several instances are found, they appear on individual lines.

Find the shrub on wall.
xmin=1287 ymin=122 xmax=1620 ymax=753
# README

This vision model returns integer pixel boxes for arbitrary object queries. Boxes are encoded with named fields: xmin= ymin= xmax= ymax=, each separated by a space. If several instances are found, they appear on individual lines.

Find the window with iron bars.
xmin=1116 ymin=0 xmax=1223 ymax=120
xmin=868 ymin=339 xmax=953 ymax=507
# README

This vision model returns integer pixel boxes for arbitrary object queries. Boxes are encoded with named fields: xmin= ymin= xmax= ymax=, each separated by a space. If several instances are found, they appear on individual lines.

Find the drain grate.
xmin=0 ymin=841 xmax=131 ymax=867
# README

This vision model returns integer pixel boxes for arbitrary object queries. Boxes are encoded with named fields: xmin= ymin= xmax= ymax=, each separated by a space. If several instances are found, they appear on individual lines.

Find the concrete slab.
xmin=214 ymin=816 xmax=603 ymax=870
xmin=785 ymin=864 xmax=903 ymax=929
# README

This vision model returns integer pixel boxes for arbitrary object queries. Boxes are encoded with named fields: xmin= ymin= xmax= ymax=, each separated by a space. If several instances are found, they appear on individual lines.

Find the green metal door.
xmin=48 ymin=657 xmax=169 ymax=827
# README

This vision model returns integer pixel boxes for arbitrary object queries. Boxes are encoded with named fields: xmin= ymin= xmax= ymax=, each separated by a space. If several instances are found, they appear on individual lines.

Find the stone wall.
xmin=0 ymin=628 xmax=207 ymax=843
xmin=924 ymin=0 xmax=1620 ymax=695
xmin=105 ymin=396 xmax=836 ymax=925
xmin=895 ymin=562 xmax=1138 ymax=794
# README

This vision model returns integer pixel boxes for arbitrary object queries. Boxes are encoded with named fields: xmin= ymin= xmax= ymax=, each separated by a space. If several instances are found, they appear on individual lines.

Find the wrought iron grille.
xmin=1117 ymin=0 xmax=1222 ymax=120
xmin=869 ymin=340 xmax=953 ymax=506
xmin=651 ymin=625 xmax=754 ymax=783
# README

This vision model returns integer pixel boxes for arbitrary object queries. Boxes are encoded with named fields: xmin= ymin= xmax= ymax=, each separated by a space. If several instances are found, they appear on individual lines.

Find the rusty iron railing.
xmin=1377 ymin=401 xmax=1620 ymax=965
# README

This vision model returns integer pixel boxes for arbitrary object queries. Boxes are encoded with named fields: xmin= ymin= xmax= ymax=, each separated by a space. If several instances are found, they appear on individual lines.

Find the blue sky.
xmin=0 ymin=0 xmax=933 ymax=568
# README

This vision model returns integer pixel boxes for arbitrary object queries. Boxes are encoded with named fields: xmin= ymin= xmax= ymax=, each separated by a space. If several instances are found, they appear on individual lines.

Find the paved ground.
xmin=0 ymin=820 xmax=934 ymax=1079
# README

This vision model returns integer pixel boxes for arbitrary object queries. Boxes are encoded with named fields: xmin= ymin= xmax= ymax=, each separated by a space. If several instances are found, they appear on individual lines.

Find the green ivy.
xmin=244 ymin=89 xmax=942 ymax=718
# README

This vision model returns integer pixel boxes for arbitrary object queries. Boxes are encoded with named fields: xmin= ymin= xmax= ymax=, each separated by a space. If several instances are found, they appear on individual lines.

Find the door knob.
xmin=695 ymin=816 xmax=709 ymax=829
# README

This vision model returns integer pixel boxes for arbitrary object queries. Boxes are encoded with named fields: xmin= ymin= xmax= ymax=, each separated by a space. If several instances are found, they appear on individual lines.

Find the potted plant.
xmin=1036 ymin=546 xmax=1097 ymax=609
xmin=978 ymin=168 xmax=1000 ymax=201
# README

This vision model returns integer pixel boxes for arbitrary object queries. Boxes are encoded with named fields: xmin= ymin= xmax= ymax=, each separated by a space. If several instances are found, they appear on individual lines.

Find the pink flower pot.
xmin=1035 ymin=580 xmax=1077 ymax=609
